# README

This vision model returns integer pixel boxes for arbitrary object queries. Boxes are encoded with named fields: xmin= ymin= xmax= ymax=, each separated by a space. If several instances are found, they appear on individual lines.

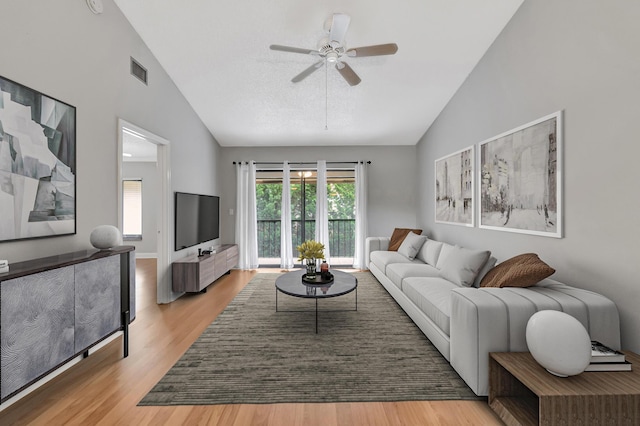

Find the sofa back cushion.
xmin=439 ymin=246 xmax=491 ymax=287
xmin=388 ymin=228 xmax=422 ymax=251
xmin=435 ymin=243 xmax=456 ymax=269
xmin=397 ymin=231 xmax=427 ymax=260
xmin=472 ymin=256 xmax=497 ymax=288
xmin=416 ymin=239 xmax=444 ymax=266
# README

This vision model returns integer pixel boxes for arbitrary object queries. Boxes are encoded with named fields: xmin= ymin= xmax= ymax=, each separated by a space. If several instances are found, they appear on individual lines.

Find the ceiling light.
xmin=326 ymin=51 xmax=338 ymax=63
xmin=123 ymin=152 xmax=132 ymax=157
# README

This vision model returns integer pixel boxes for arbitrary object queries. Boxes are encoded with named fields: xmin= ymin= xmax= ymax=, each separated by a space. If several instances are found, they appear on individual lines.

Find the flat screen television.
xmin=174 ymin=192 xmax=220 ymax=251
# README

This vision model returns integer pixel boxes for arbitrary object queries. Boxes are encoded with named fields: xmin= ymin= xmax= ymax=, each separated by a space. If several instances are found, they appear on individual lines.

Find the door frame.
xmin=117 ymin=118 xmax=173 ymax=304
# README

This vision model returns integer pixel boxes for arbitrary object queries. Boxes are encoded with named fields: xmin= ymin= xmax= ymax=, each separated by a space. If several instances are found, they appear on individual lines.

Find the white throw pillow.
xmin=397 ymin=231 xmax=428 ymax=260
xmin=439 ymin=245 xmax=491 ymax=287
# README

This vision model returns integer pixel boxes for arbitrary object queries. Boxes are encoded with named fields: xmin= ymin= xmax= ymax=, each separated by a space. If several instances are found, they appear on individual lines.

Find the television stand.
xmin=172 ymin=244 xmax=238 ymax=293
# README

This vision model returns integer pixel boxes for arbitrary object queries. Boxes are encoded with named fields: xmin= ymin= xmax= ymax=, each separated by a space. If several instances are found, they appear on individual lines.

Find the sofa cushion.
xmin=403 ymin=277 xmax=459 ymax=336
xmin=386 ymin=263 xmax=440 ymax=290
xmin=435 ymin=243 xmax=455 ymax=269
xmin=416 ymin=239 xmax=443 ymax=266
xmin=388 ymin=228 xmax=422 ymax=251
xmin=397 ymin=232 xmax=427 ymax=260
xmin=480 ymin=253 xmax=555 ymax=288
xmin=439 ymin=246 xmax=491 ymax=287
xmin=370 ymin=250 xmax=422 ymax=274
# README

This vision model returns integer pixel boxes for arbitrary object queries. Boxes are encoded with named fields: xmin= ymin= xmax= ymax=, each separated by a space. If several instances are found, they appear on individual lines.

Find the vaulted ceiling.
xmin=114 ymin=1 xmax=523 ymax=147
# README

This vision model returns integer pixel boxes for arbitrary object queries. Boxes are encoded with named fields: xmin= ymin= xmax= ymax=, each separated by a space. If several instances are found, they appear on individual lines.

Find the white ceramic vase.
xmin=90 ymin=225 xmax=123 ymax=250
xmin=525 ymin=310 xmax=592 ymax=377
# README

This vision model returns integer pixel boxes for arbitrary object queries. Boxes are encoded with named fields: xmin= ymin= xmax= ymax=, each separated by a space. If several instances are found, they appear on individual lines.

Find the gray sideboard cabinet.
xmin=0 ymin=246 xmax=135 ymax=404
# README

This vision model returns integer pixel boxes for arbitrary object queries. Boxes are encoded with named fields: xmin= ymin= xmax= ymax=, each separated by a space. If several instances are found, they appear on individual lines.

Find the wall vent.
xmin=130 ymin=57 xmax=148 ymax=85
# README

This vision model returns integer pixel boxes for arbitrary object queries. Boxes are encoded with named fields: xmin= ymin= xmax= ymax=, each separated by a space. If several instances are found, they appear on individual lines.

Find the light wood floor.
xmin=0 ymin=260 xmax=501 ymax=425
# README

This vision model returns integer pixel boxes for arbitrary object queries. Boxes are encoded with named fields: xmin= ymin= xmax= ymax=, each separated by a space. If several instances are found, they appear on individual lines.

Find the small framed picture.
xmin=435 ymin=145 xmax=474 ymax=227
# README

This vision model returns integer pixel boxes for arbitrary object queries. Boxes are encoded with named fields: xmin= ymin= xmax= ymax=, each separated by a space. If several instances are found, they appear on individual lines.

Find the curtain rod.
xmin=232 ymin=161 xmax=371 ymax=165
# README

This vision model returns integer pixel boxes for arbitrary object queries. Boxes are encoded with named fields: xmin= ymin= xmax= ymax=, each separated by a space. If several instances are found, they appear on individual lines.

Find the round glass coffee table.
xmin=275 ymin=269 xmax=358 ymax=333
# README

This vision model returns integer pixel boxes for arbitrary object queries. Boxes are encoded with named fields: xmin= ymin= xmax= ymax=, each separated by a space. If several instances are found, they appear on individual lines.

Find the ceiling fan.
xmin=270 ymin=13 xmax=398 ymax=86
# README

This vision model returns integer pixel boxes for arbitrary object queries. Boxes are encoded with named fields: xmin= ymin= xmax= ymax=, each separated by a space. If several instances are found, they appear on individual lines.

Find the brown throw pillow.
xmin=388 ymin=228 xmax=422 ymax=251
xmin=480 ymin=253 xmax=555 ymax=288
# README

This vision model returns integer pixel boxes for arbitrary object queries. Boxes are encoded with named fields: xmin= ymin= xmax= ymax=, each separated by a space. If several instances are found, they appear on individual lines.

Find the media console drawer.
xmin=172 ymin=244 xmax=238 ymax=293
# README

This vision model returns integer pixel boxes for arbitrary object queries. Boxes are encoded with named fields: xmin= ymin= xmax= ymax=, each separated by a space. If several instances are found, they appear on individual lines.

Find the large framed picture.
xmin=435 ymin=145 xmax=474 ymax=227
xmin=0 ymin=75 xmax=76 ymax=242
xmin=479 ymin=111 xmax=562 ymax=238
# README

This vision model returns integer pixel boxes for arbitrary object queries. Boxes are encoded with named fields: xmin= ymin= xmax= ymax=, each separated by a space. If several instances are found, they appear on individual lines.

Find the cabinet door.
xmin=1 ymin=266 xmax=75 ymax=400
xmin=74 ymin=256 xmax=121 ymax=351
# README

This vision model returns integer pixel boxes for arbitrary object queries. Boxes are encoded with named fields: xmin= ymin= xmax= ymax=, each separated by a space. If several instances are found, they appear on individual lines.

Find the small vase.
xmin=305 ymin=259 xmax=317 ymax=279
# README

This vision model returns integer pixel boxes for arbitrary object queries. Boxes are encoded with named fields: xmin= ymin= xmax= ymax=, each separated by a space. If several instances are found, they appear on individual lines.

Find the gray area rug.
xmin=139 ymin=272 xmax=480 ymax=405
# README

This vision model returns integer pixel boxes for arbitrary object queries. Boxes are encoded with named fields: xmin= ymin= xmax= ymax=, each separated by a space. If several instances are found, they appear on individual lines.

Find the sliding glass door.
xmin=255 ymin=168 xmax=355 ymax=266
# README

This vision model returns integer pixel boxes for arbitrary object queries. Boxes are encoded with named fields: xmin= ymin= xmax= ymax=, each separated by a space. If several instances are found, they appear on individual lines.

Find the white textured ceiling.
xmin=113 ymin=1 xmax=523 ymax=147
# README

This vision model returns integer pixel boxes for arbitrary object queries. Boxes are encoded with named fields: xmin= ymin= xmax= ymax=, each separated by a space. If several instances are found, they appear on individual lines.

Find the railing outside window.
xmin=257 ymin=219 xmax=355 ymax=259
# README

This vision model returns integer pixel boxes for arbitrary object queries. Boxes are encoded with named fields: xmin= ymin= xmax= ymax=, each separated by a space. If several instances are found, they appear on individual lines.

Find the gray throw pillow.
xmin=397 ymin=231 xmax=428 ymax=260
xmin=439 ymin=245 xmax=491 ymax=287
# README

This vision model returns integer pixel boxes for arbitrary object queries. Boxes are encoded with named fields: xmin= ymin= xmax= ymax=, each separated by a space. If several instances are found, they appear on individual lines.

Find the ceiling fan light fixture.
xmin=326 ymin=51 xmax=338 ymax=63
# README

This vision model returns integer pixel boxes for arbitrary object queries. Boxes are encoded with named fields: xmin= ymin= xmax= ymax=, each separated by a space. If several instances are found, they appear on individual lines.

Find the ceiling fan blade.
xmin=292 ymin=60 xmax=325 ymax=83
xmin=329 ymin=13 xmax=351 ymax=45
xmin=336 ymin=62 xmax=361 ymax=86
xmin=346 ymin=43 xmax=398 ymax=57
xmin=270 ymin=44 xmax=317 ymax=55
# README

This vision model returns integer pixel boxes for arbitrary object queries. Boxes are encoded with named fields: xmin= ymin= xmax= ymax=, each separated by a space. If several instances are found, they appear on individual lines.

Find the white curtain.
xmin=235 ymin=161 xmax=259 ymax=269
xmin=315 ymin=160 xmax=331 ymax=263
xmin=280 ymin=161 xmax=293 ymax=269
xmin=353 ymin=161 xmax=369 ymax=269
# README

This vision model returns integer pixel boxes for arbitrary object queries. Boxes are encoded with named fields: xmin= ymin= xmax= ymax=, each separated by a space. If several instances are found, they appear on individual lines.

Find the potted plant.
xmin=296 ymin=240 xmax=325 ymax=278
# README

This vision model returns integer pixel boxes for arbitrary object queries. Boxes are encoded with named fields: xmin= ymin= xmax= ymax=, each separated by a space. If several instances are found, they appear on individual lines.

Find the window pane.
xmin=123 ymin=180 xmax=142 ymax=238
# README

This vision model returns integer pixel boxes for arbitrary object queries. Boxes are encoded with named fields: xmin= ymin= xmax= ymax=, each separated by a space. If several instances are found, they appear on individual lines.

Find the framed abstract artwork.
xmin=0 ymin=75 xmax=76 ymax=242
xmin=435 ymin=145 xmax=474 ymax=227
xmin=478 ymin=111 xmax=562 ymax=238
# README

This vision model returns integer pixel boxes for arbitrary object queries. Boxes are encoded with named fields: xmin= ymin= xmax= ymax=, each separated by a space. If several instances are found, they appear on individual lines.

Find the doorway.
xmin=117 ymin=119 xmax=172 ymax=304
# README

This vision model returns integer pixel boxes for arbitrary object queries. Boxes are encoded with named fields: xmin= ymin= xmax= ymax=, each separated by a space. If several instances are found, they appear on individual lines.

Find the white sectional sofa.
xmin=366 ymin=235 xmax=621 ymax=396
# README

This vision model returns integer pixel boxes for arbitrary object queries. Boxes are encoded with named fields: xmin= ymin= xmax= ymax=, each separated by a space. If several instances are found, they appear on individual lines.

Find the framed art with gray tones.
xmin=435 ymin=145 xmax=474 ymax=227
xmin=0 ymin=75 xmax=76 ymax=242
xmin=478 ymin=111 xmax=562 ymax=238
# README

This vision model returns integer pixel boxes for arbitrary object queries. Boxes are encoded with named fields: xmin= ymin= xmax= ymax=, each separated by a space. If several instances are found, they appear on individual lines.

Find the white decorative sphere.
xmin=526 ymin=310 xmax=591 ymax=377
xmin=90 ymin=225 xmax=123 ymax=250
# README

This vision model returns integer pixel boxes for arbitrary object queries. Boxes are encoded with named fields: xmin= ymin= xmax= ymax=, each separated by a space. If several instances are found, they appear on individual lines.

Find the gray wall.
xmin=0 ymin=0 xmax=220 ymax=265
xmin=122 ymin=162 xmax=158 ymax=256
xmin=219 ymin=145 xmax=419 ymax=245
xmin=416 ymin=0 xmax=640 ymax=351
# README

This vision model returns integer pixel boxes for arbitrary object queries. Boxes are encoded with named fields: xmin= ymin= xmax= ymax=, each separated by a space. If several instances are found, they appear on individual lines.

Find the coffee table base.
xmin=275 ymin=287 xmax=357 ymax=333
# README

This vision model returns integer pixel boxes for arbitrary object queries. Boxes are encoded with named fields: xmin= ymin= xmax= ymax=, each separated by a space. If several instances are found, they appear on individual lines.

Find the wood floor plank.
xmin=0 ymin=260 xmax=501 ymax=425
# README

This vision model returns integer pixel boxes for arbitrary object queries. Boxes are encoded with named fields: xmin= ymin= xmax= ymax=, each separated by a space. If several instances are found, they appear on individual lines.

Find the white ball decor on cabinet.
xmin=525 ymin=310 xmax=592 ymax=377
xmin=90 ymin=225 xmax=123 ymax=250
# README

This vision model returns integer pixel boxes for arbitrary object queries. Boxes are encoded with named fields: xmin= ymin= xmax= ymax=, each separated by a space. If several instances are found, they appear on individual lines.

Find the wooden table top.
xmin=491 ymin=351 xmax=640 ymax=397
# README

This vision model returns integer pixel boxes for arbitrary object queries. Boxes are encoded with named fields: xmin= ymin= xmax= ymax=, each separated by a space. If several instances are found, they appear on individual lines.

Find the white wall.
xmin=0 ymin=0 xmax=221 ymax=284
xmin=219 ymin=145 xmax=419 ymax=245
xmin=122 ymin=162 xmax=158 ymax=255
xmin=416 ymin=0 xmax=640 ymax=351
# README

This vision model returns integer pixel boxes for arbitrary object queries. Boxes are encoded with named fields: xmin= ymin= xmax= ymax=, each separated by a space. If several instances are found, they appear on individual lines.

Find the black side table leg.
xmin=315 ymin=298 xmax=318 ymax=334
